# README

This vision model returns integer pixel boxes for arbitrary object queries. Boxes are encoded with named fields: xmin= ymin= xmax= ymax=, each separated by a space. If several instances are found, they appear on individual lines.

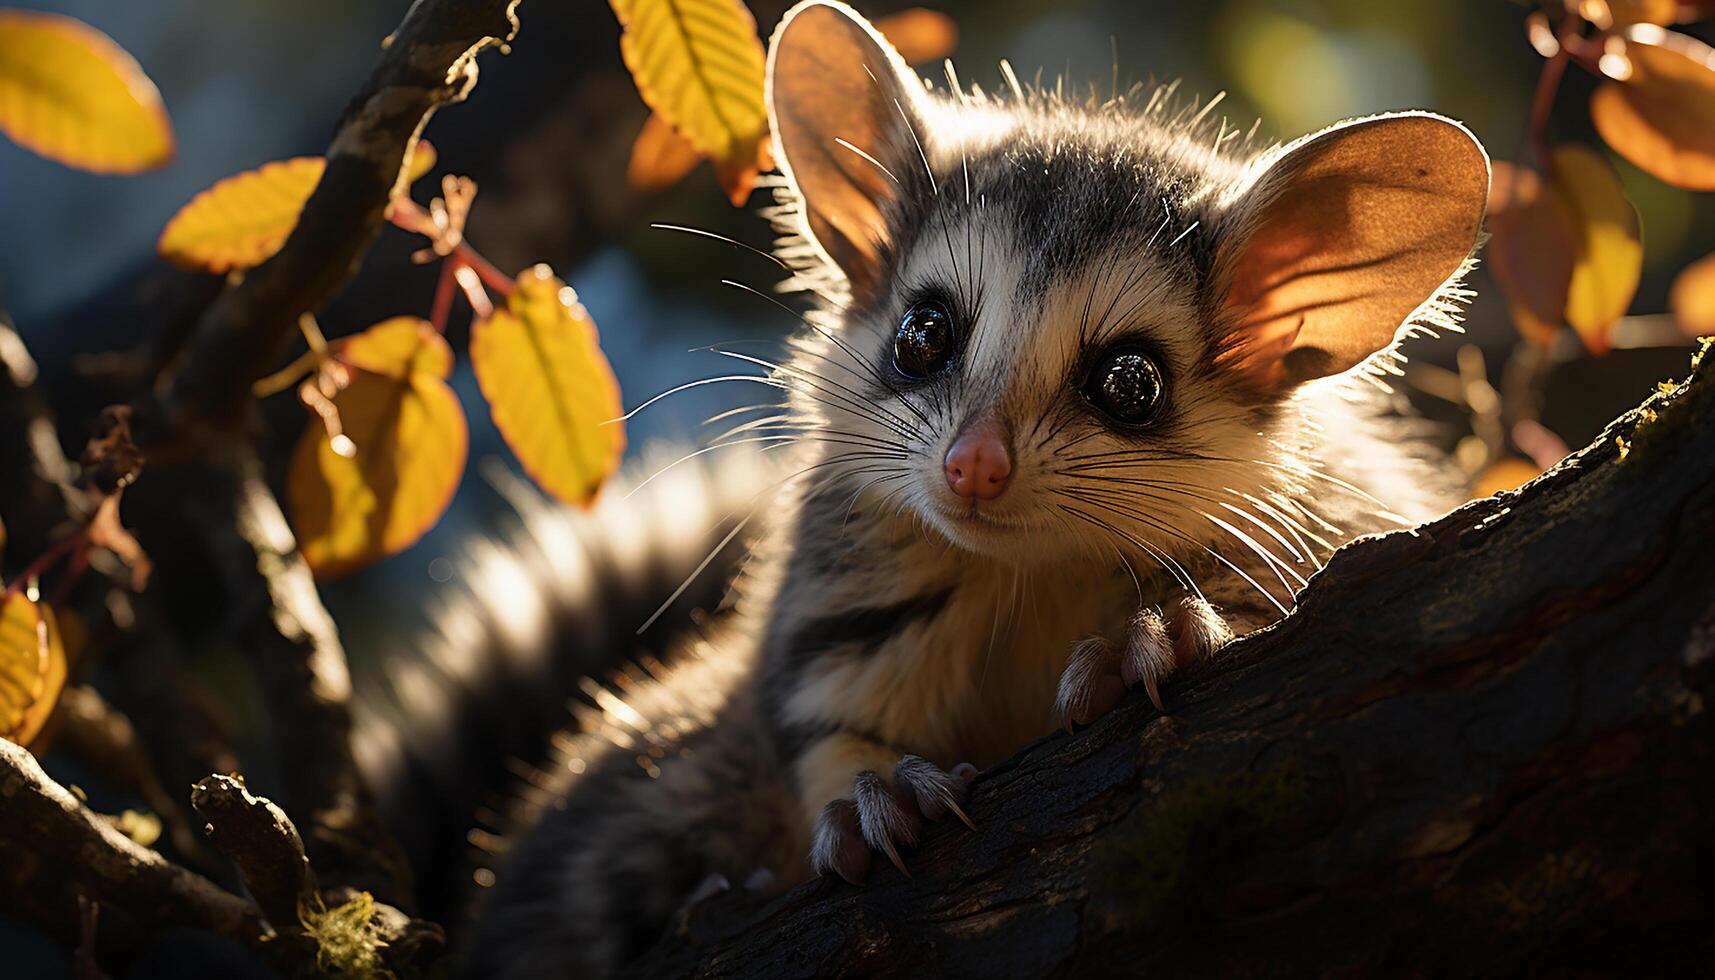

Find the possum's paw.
xmin=809 ymin=756 xmax=977 ymax=884
xmin=1056 ymin=596 xmax=1231 ymax=727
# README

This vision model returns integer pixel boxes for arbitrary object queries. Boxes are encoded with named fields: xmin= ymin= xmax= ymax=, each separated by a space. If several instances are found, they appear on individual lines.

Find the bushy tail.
xmin=351 ymin=445 xmax=780 ymax=920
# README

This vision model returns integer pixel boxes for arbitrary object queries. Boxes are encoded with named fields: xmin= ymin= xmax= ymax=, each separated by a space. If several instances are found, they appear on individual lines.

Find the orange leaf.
xmin=1486 ymin=162 xmax=1578 ymax=349
xmin=0 ymin=593 xmax=67 ymax=749
xmin=1607 ymin=0 xmax=1680 ymax=24
xmin=1470 ymin=458 xmax=1543 ymax=499
xmin=610 ymin=0 xmax=770 ymax=206
xmin=1590 ymin=26 xmax=1715 ymax=190
xmin=1548 ymin=145 xmax=1642 ymax=356
xmin=0 ymin=10 xmax=173 ymax=173
xmin=159 ymin=141 xmax=438 ymax=273
xmin=627 ymin=111 xmax=704 ymax=193
xmin=471 ymin=266 xmax=625 ymax=505
xmin=287 ymin=317 xmax=468 ymax=579
xmin=875 ymin=8 xmax=959 ymax=64
xmin=1670 ymin=250 xmax=1715 ymax=337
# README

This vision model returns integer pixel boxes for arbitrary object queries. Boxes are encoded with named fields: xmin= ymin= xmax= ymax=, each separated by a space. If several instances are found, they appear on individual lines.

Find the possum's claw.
xmin=810 ymin=798 xmax=872 ymax=884
xmin=810 ymin=758 xmax=976 ymax=884
xmin=1057 ymin=596 xmax=1232 ymax=726
xmin=895 ymin=756 xmax=977 ymax=830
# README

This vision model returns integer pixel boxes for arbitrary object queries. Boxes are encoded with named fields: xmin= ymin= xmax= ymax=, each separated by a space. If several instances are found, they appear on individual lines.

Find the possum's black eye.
xmin=893 ymin=301 xmax=955 ymax=380
xmin=1085 ymin=349 xmax=1164 ymax=424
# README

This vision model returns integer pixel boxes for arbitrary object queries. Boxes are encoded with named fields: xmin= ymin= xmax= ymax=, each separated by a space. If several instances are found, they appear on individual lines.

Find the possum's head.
xmin=764 ymin=1 xmax=1488 ymax=566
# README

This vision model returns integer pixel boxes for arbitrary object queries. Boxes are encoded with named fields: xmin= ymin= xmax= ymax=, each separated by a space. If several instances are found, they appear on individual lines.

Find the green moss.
xmin=1101 ymin=766 xmax=1305 ymax=930
xmin=299 ymin=891 xmax=392 ymax=978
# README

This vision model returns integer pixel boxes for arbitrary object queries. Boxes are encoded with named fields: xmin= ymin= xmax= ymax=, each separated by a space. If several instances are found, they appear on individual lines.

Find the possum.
xmin=457 ymin=1 xmax=1489 ymax=975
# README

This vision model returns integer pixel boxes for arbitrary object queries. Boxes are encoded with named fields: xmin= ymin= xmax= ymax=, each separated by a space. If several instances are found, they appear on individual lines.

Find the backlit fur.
xmin=464 ymin=11 xmax=1472 ymax=977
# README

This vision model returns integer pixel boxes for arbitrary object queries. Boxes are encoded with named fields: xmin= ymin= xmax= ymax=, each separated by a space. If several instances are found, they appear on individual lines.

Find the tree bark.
xmin=624 ymin=347 xmax=1715 ymax=979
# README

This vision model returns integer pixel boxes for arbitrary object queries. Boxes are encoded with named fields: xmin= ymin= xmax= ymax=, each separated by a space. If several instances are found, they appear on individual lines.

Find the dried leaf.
xmin=1670 ymin=250 xmax=1715 ymax=337
xmin=0 ymin=593 xmax=67 ymax=748
xmin=1470 ymin=458 xmax=1543 ymax=498
xmin=86 ymin=495 xmax=150 ymax=592
xmin=287 ymin=317 xmax=468 ymax=580
xmin=471 ymin=266 xmax=624 ymax=506
xmin=78 ymin=405 xmax=143 ymax=496
xmin=159 ymin=141 xmax=437 ymax=273
xmin=1590 ymin=26 xmax=1715 ymax=190
xmin=0 ymin=10 xmax=173 ymax=173
xmin=875 ymin=8 xmax=959 ymax=63
xmin=1486 ymin=161 xmax=1577 ymax=348
xmin=627 ymin=111 xmax=704 ymax=193
xmin=1548 ymin=145 xmax=1643 ymax=355
xmin=610 ymin=0 xmax=770 ymax=205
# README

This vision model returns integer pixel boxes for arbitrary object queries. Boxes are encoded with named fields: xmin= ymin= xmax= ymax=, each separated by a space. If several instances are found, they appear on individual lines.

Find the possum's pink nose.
xmin=944 ymin=426 xmax=1012 ymax=500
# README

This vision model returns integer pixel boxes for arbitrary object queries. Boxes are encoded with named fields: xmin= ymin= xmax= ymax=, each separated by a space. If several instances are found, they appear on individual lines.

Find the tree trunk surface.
xmin=623 ymin=351 xmax=1715 ymax=979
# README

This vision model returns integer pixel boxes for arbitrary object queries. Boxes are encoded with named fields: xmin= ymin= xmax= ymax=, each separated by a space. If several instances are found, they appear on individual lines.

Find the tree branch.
xmin=0 ymin=739 xmax=267 ymax=954
xmin=190 ymin=774 xmax=317 ymax=933
xmin=163 ymin=0 xmax=523 ymax=429
xmin=174 ymin=449 xmax=421 ymax=915
xmin=53 ymin=685 xmax=221 ymax=876
xmin=624 ymin=347 xmax=1715 ymax=977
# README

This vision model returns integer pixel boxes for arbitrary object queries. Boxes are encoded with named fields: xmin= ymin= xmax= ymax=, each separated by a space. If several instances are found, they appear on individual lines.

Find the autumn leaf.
xmin=1606 ymin=0 xmax=1680 ymax=24
xmin=610 ymin=0 xmax=770 ymax=205
xmin=623 ymin=7 xmax=956 ymax=195
xmin=1470 ymin=458 xmax=1544 ymax=499
xmin=159 ymin=141 xmax=437 ymax=273
xmin=1486 ymin=161 xmax=1578 ymax=348
xmin=874 ymin=8 xmax=959 ymax=64
xmin=471 ymin=266 xmax=624 ymax=506
xmin=287 ymin=317 xmax=467 ymax=580
xmin=0 ymin=10 xmax=173 ymax=173
xmin=0 ymin=593 xmax=67 ymax=749
xmin=1548 ymin=145 xmax=1642 ymax=356
xmin=1590 ymin=26 xmax=1715 ymax=190
xmin=1670 ymin=250 xmax=1715 ymax=338
xmin=627 ymin=111 xmax=706 ymax=194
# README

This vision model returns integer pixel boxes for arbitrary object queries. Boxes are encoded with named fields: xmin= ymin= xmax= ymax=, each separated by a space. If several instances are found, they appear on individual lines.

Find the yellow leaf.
xmin=1590 ymin=26 xmax=1715 ymax=190
xmin=0 ymin=10 xmax=173 ymax=173
xmin=1486 ymin=162 xmax=1577 ymax=349
xmin=610 ymin=0 xmax=769 ymax=205
xmin=1470 ymin=458 xmax=1543 ymax=499
xmin=159 ymin=140 xmax=438 ymax=273
xmin=471 ymin=266 xmax=624 ymax=506
xmin=0 ymin=593 xmax=67 ymax=748
xmin=159 ymin=157 xmax=322 ymax=273
xmin=874 ymin=8 xmax=959 ymax=64
xmin=287 ymin=317 xmax=467 ymax=580
xmin=1670 ymin=250 xmax=1715 ymax=338
xmin=1548 ymin=145 xmax=1642 ymax=356
xmin=117 ymin=809 xmax=162 ymax=848
xmin=623 ymin=8 xmax=954 ymax=196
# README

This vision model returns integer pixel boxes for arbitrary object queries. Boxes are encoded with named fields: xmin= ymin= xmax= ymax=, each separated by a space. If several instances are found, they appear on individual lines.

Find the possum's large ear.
xmin=767 ymin=1 xmax=926 ymax=300
xmin=1214 ymin=113 xmax=1489 ymax=391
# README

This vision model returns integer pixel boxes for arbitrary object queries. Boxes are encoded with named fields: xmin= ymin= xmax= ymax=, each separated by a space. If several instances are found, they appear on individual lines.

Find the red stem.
xmin=1526 ymin=3 xmax=1595 ymax=170
xmin=456 ymin=246 xmax=514 ymax=296
xmin=429 ymin=259 xmax=458 ymax=334
xmin=48 ymin=544 xmax=91 ymax=609
xmin=1 ymin=526 xmax=89 ymax=604
xmin=387 ymin=197 xmax=515 ymax=297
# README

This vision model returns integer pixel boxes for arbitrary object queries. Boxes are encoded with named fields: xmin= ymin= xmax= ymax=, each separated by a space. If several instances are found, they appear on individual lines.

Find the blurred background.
xmin=3 ymin=0 xmax=1711 ymax=972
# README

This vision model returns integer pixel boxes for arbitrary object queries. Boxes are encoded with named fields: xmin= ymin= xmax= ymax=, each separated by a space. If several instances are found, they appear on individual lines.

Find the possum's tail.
xmin=351 ymin=444 xmax=782 ymax=923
